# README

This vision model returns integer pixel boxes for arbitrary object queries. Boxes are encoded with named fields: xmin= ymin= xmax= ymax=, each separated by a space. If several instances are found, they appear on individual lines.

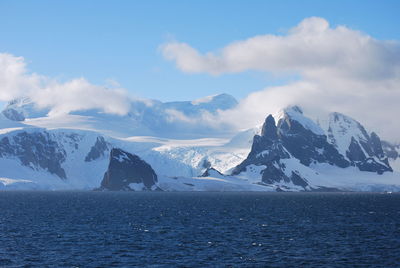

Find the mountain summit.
xmin=231 ymin=106 xmax=393 ymax=190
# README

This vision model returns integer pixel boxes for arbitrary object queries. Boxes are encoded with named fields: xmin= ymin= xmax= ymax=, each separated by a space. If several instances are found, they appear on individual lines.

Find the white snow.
xmin=191 ymin=94 xmax=220 ymax=105
xmin=327 ymin=112 xmax=369 ymax=158
xmin=7 ymin=94 xmax=238 ymax=140
xmin=128 ymin=182 xmax=145 ymax=191
xmin=0 ymin=98 xmax=398 ymax=192
xmin=224 ymin=127 xmax=259 ymax=149
xmin=308 ymin=163 xmax=400 ymax=191
xmin=235 ymin=165 xmax=266 ymax=183
xmin=0 ymin=122 xmax=398 ymax=192
xmin=115 ymin=151 xmax=130 ymax=162
xmin=275 ymin=106 xmax=325 ymax=136
xmin=0 ymin=177 xmax=33 ymax=186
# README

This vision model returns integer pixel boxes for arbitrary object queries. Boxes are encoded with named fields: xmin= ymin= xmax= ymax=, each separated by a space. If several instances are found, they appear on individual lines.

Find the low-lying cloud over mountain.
xmin=0 ymin=17 xmax=399 ymax=142
xmin=162 ymin=17 xmax=400 ymax=142
xmin=0 ymin=53 xmax=131 ymax=116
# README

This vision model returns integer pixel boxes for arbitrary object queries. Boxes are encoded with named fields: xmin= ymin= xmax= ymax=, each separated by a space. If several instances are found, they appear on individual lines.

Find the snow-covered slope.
xmin=230 ymin=106 xmax=399 ymax=191
xmin=275 ymin=106 xmax=325 ymax=136
xmin=2 ymin=93 xmax=238 ymax=139
xmin=327 ymin=112 xmax=391 ymax=174
xmin=0 ymin=97 xmax=399 ymax=191
xmin=0 ymin=125 xmax=249 ymax=190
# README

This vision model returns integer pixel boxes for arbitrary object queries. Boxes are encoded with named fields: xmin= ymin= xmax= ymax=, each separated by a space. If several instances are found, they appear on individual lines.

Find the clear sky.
xmin=0 ymin=0 xmax=399 ymax=101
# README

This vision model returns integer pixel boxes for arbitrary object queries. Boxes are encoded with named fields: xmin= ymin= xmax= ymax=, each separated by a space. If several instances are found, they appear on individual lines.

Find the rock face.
xmin=85 ymin=136 xmax=109 ymax=162
xmin=232 ymin=114 xmax=309 ymax=189
xmin=100 ymin=148 xmax=158 ymax=191
xmin=201 ymin=167 xmax=224 ymax=178
xmin=327 ymin=112 xmax=392 ymax=174
xmin=0 ymin=131 xmax=67 ymax=179
xmin=232 ymin=106 xmax=392 ymax=190
xmin=277 ymin=107 xmax=349 ymax=168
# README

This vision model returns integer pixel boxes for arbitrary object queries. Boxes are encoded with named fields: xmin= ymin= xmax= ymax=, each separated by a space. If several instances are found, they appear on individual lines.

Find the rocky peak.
xmin=327 ymin=112 xmax=392 ymax=174
xmin=100 ymin=148 xmax=158 ymax=191
xmin=232 ymin=113 xmax=308 ymax=189
xmin=0 ymin=131 xmax=67 ymax=179
xmin=201 ymin=167 xmax=225 ymax=178
xmin=246 ymin=115 xmax=289 ymax=162
xmin=231 ymin=106 xmax=398 ymax=190
xmin=327 ymin=112 xmax=369 ymax=154
xmin=276 ymin=105 xmax=325 ymax=136
xmin=261 ymin=115 xmax=278 ymax=139
xmin=276 ymin=108 xmax=348 ymax=168
xmin=85 ymin=136 xmax=110 ymax=162
xmin=370 ymin=132 xmax=385 ymax=158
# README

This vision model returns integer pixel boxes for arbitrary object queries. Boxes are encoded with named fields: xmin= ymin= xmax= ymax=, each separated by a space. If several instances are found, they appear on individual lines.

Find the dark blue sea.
xmin=0 ymin=192 xmax=399 ymax=267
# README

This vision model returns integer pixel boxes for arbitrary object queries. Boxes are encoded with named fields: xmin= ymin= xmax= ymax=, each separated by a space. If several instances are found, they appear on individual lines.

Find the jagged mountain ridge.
xmin=0 ymin=96 xmax=398 ymax=191
xmin=231 ymin=106 xmax=394 ymax=190
xmin=327 ymin=112 xmax=391 ymax=174
xmin=232 ymin=115 xmax=309 ymax=189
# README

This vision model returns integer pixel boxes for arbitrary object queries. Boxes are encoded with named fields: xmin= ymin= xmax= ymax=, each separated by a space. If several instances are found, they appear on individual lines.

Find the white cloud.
xmin=162 ymin=17 xmax=400 ymax=142
xmin=162 ymin=17 xmax=400 ymax=80
xmin=164 ymin=108 xmax=194 ymax=123
xmin=0 ymin=53 xmax=41 ymax=100
xmin=0 ymin=53 xmax=130 ymax=116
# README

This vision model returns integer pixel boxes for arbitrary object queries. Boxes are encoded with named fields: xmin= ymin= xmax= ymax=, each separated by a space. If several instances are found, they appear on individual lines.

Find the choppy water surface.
xmin=0 ymin=191 xmax=399 ymax=267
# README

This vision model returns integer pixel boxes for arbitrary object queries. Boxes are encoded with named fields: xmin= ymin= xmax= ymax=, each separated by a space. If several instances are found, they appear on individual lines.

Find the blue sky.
xmin=0 ymin=0 xmax=399 ymax=101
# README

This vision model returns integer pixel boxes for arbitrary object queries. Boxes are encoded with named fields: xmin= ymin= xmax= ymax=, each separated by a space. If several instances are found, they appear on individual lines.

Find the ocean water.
xmin=0 ymin=192 xmax=399 ymax=267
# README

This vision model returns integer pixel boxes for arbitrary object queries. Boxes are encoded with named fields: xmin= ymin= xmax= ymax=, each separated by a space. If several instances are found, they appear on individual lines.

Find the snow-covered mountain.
xmin=327 ymin=112 xmax=391 ymax=174
xmin=2 ymin=93 xmax=238 ymax=138
xmin=0 ymin=95 xmax=399 ymax=191
xmin=231 ymin=106 xmax=397 ymax=191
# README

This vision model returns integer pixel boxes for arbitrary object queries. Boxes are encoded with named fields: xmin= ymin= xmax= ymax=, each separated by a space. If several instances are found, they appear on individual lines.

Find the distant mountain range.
xmin=0 ymin=94 xmax=399 ymax=191
xmin=1 ymin=93 xmax=238 ymax=138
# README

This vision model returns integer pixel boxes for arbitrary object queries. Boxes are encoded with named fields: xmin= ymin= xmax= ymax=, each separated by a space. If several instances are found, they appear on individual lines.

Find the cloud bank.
xmin=0 ymin=53 xmax=130 ymax=116
xmin=162 ymin=17 xmax=400 ymax=141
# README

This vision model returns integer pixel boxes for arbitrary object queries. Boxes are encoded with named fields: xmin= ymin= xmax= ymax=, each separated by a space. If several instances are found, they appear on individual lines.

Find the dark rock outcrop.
xmin=201 ymin=159 xmax=212 ymax=169
xmin=347 ymin=136 xmax=391 ymax=174
xmin=232 ymin=115 xmax=289 ymax=170
xmin=201 ymin=167 xmax=224 ymax=177
xmin=277 ymin=108 xmax=349 ymax=168
xmin=85 ymin=136 xmax=109 ymax=162
xmin=370 ymin=132 xmax=385 ymax=158
xmin=100 ymin=148 xmax=158 ymax=191
xmin=232 ymin=115 xmax=309 ymax=189
xmin=232 ymin=107 xmax=393 ymax=189
xmin=328 ymin=112 xmax=392 ymax=174
xmin=0 ymin=131 xmax=66 ymax=179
